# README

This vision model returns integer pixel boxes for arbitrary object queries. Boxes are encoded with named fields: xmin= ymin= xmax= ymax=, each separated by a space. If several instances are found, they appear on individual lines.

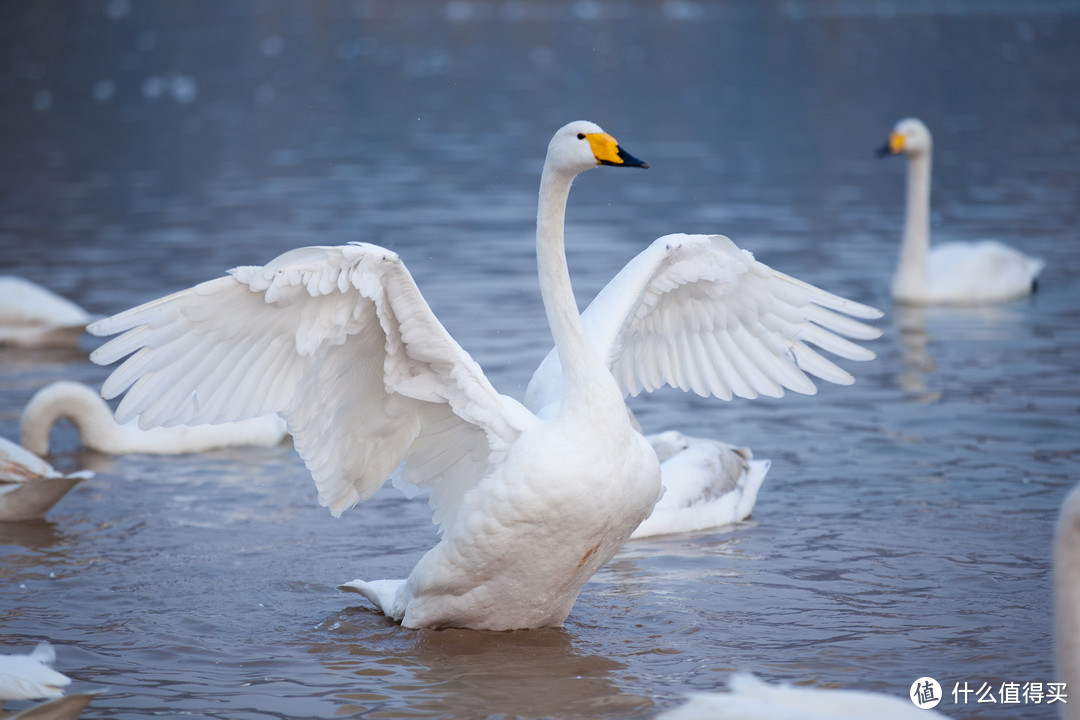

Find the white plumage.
xmin=0 ymin=277 xmax=92 ymax=350
xmin=524 ymin=232 xmax=880 ymax=537
xmin=632 ymin=431 xmax=769 ymax=539
xmin=19 ymin=381 xmax=288 ymax=456
xmin=89 ymin=121 xmax=881 ymax=630
xmin=1055 ymin=484 xmax=1080 ymax=720
xmin=0 ymin=644 xmax=71 ymax=702
xmin=879 ymin=118 xmax=1044 ymax=305
xmin=0 ymin=437 xmax=91 ymax=522
xmin=657 ymin=673 xmax=950 ymax=719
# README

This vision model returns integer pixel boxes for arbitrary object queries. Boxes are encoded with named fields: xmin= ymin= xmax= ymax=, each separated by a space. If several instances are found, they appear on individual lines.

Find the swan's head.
xmin=545 ymin=121 xmax=648 ymax=176
xmin=876 ymin=117 xmax=932 ymax=158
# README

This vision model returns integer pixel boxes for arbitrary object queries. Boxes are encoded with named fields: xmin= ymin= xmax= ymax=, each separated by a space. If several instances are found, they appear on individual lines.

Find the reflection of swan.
xmin=319 ymin=624 xmax=647 ymax=718
xmin=0 ymin=643 xmax=70 ymax=703
xmin=1055 ymin=485 xmax=1080 ymax=716
xmin=658 ymin=672 xmax=949 ymax=719
xmin=19 ymin=381 xmax=288 ymax=456
xmin=2 ymin=694 xmax=99 ymax=720
xmin=0 ymin=277 xmax=92 ymax=350
xmin=0 ymin=438 xmax=91 ymax=522
xmin=877 ymin=118 xmax=1043 ymax=305
xmin=89 ymin=121 xmax=880 ymax=630
xmin=631 ymin=431 xmax=768 ymax=538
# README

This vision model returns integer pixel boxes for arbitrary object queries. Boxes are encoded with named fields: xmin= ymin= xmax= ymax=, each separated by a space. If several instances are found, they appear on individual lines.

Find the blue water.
xmin=2 ymin=1 xmax=1079 ymax=718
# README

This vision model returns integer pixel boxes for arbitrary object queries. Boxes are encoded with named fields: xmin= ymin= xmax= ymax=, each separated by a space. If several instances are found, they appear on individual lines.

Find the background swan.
xmin=632 ymin=431 xmax=768 ymax=538
xmin=657 ymin=672 xmax=949 ymax=719
xmin=1056 ymin=484 xmax=1080 ymax=720
xmin=877 ymin=117 xmax=1044 ymax=305
xmin=0 ymin=437 xmax=91 ymax=522
xmin=0 ymin=277 xmax=93 ymax=350
xmin=20 ymin=381 xmax=288 ymax=456
xmin=88 ymin=121 xmax=881 ymax=630
xmin=0 ymin=643 xmax=70 ymax=703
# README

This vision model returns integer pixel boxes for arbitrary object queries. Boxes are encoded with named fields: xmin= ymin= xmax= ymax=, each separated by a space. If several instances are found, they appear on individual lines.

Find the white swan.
xmin=0 ymin=438 xmax=91 ymax=522
xmin=87 ymin=121 xmax=881 ymax=630
xmin=877 ymin=118 xmax=1044 ymax=305
xmin=657 ymin=672 xmax=949 ymax=719
xmin=0 ymin=644 xmax=70 ymax=703
xmin=1056 ymin=484 xmax=1080 ymax=720
xmin=19 ymin=381 xmax=288 ymax=456
xmin=632 ymin=431 xmax=769 ymax=539
xmin=525 ymin=254 xmax=778 ymax=539
xmin=0 ymin=277 xmax=93 ymax=350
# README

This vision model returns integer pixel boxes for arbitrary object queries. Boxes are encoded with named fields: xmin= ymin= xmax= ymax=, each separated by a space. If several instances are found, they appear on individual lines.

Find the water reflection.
xmin=315 ymin=612 xmax=649 ymax=719
xmin=0 ymin=517 xmax=66 ymax=552
xmin=893 ymin=304 xmax=938 ymax=402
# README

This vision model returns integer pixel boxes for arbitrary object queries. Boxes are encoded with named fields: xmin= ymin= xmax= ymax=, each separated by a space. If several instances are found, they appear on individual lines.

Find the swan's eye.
xmin=577 ymin=133 xmax=586 ymax=140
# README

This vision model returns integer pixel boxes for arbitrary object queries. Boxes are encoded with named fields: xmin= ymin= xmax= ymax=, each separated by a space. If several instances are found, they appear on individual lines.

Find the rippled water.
xmin=2 ymin=1 xmax=1079 ymax=718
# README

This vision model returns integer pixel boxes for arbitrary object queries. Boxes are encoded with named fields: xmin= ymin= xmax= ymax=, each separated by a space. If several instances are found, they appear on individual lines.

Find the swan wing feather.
xmin=526 ymin=234 xmax=882 ymax=409
xmin=89 ymin=243 xmax=534 ymax=519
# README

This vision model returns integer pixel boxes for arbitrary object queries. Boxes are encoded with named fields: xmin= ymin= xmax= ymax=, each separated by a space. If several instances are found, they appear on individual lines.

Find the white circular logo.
xmin=910 ymin=677 xmax=943 ymax=709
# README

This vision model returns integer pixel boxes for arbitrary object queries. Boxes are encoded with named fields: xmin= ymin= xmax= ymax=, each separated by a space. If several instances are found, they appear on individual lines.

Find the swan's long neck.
xmin=1055 ymin=486 xmax=1080 ymax=703
xmin=20 ymin=382 xmax=117 ymax=455
xmin=536 ymin=165 xmax=615 ymax=410
xmin=892 ymin=150 xmax=932 ymax=301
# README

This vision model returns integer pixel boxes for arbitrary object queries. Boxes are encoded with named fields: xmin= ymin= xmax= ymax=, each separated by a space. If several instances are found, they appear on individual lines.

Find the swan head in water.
xmin=877 ymin=117 xmax=932 ymax=159
xmin=546 ymin=121 xmax=649 ymax=175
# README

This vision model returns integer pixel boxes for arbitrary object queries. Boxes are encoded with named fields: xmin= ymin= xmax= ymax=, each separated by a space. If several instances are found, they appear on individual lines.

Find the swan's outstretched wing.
xmin=89 ymin=243 xmax=535 ymax=522
xmin=526 ymin=234 xmax=882 ymax=410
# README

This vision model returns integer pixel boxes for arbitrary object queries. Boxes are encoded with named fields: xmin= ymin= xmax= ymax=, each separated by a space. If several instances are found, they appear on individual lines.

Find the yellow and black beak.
xmin=876 ymin=131 xmax=905 ymax=158
xmin=584 ymin=132 xmax=649 ymax=169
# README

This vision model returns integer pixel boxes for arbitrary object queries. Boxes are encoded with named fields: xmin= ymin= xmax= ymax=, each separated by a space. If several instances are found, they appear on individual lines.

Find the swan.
xmin=526 ymin=268 xmax=776 ymax=539
xmin=0 ymin=437 xmax=91 ymax=522
xmin=87 ymin=121 xmax=882 ymax=630
xmin=1056 ymin=484 xmax=1080 ymax=720
xmin=631 ymin=431 xmax=768 ymax=539
xmin=19 ymin=381 xmax=288 ymax=456
xmin=0 ymin=277 xmax=93 ymax=350
xmin=877 ymin=118 xmax=1044 ymax=305
xmin=0 ymin=644 xmax=71 ymax=703
xmin=657 ymin=672 xmax=950 ymax=719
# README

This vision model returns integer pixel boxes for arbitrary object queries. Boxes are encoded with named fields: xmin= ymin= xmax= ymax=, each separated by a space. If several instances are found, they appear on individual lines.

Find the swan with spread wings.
xmin=89 ymin=121 xmax=881 ymax=630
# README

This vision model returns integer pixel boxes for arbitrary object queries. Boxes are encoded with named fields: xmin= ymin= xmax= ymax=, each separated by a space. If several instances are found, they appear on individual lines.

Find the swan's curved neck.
xmin=893 ymin=150 xmax=932 ymax=300
xmin=536 ymin=165 xmax=613 ymax=409
xmin=20 ymin=383 xmax=115 ymax=455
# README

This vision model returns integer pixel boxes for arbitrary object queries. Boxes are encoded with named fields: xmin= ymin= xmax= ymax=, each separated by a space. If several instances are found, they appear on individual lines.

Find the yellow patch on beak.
xmin=889 ymin=132 xmax=906 ymax=154
xmin=584 ymin=133 xmax=625 ymax=165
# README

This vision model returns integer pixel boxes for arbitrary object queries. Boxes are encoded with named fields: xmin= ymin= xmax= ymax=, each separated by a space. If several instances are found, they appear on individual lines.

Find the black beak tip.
xmin=875 ymin=143 xmax=893 ymax=159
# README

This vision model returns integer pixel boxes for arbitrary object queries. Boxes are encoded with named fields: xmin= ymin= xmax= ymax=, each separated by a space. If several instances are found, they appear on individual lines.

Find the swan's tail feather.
xmin=338 ymin=578 xmax=407 ymax=621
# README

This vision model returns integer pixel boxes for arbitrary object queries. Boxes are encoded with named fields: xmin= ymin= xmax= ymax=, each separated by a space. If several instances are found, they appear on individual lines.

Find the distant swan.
xmin=657 ymin=672 xmax=949 ymax=719
xmin=0 ymin=643 xmax=70 ymax=702
xmin=0 ymin=277 xmax=93 ymax=349
xmin=0 ymin=437 xmax=91 ymax=522
xmin=88 ymin=121 xmax=881 ymax=630
xmin=20 ymin=381 xmax=288 ymax=456
xmin=877 ymin=118 xmax=1043 ymax=305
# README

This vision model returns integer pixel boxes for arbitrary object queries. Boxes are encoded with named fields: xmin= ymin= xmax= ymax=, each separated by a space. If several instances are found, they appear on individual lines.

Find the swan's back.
xmin=0 ymin=643 xmax=71 ymax=701
xmin=927 ymin=240 xmax=1044 ymax=304
xmin=658 ymin=673 xmax=948 ymax=719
